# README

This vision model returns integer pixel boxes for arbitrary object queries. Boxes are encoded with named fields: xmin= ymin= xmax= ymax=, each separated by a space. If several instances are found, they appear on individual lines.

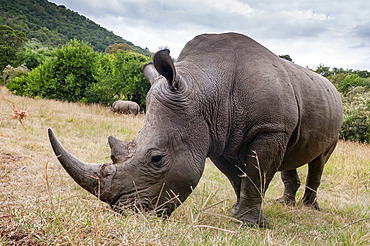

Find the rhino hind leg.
xmin=276 ymin=169 xmax=301 ymax=206
xmin=302 ymin=141 xmax=338 ymax=210
xmin=128 ymin=105 xmax=139 ymax=116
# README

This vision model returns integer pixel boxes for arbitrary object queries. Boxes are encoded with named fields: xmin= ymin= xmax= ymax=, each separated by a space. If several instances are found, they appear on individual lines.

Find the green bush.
xmin=324 ymin=71 xmax=370 ymax=143
xmin=114 ymin=52 xmax=151 ymax=108
xmin=7 ymin=39 xmax=99 ymax=102
xmin=6 ymin=75 xmax=27 ymax=95
xmin=85 ymin=76 xmax=116 ymax=105
xmin=47 ymin=39 xmax=99 ymax=102
xmin=88 ymin=51 xmax=151 ymax=108
xmin=13 ymin=47 xmax=48 ymax=70
xmin=340 ymin=92 xmax=370 ymax=143
xmin=338 ymin=74 xmax=370 ymax=94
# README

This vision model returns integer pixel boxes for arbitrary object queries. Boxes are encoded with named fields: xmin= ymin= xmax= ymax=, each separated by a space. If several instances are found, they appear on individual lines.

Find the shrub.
xmin=90 ymin=52 xmax=151 ymax=108
xmin=7 ymin=39 xmax=99 ymax=102
xmin=115 ymin=52 xmax=151 ymax=108
xmin=85 ymin=77 xmax=116 ymax=105
xmin=2 ymin=64 xmax=29 ymax=85
xmin=340 ymin=92 xmax=370 ymax=143
xmin=338 ymin=74 xmax=370 ymax=94
xmin=13 ymin=47 xmax=48 ymax=70
xmin=6 ymin=75 xmax=27 ymax=95
xmin=326 ymin=72 xmax=370 ymax=143
xmin=328 ymin=72 xmax=347 ymax=88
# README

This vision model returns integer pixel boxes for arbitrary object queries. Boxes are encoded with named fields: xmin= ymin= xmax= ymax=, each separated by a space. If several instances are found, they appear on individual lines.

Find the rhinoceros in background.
xmin=48 ymin=33 xmax=343 ymax=228
xmin=111 ymin=100 xmax=140 ymax=116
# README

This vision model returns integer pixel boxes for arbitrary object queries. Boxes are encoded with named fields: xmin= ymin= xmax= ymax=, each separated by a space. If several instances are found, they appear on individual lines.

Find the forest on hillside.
xmin=0 ymin=0 xmax=151 ymax=55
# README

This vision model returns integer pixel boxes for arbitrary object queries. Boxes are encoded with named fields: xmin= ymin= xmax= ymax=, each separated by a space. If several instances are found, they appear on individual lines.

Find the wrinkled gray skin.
xmin=48 ymin=33 xmax=343 ymax=228
xmin=111 ymin=100 xmax=140 ymax=115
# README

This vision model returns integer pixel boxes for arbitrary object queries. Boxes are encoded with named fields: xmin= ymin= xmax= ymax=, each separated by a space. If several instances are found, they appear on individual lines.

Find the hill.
xmin=0 ymin=0 xmax=151 ymax=55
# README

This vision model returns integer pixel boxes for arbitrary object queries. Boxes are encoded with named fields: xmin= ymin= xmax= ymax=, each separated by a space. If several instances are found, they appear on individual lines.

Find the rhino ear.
xmin=143 ymin=62 xmax=159 ymax=85
xmin=153 ymin=49 xmax=178 ymax=91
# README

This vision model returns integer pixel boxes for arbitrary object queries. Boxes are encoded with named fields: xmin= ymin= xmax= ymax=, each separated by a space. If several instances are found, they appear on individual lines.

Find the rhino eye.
xmin=151 ymin=155 xmax=163 ymax=164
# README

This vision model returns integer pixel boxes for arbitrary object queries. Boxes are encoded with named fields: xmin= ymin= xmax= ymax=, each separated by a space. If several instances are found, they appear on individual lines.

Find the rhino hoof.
xmin=236 ymin=207 xmax=270 ymax=228
xmin=231 ymin=202 xmax=239 ymax=216
xmin=276 ymin=196 xmax=296 ymax=206
xmin=238 ymin=212 xmax=269 ymax=228
xmin=303 ymin=200 xmax=320 ymax=210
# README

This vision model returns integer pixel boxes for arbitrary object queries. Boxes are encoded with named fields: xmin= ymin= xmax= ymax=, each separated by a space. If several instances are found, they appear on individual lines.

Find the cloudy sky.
xmin=48 ymin=0 xmax=370 ymax=70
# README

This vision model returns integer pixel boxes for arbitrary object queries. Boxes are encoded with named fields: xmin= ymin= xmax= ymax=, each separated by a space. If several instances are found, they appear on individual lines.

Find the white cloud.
xmin=282 ymin=9 xmax=332 ymax=23
xmin=206 ymin=0 xmax=256 ymax=16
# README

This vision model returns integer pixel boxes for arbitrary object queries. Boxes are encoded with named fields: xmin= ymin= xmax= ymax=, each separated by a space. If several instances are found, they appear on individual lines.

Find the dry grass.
xmin=0 ymin=86 xmax=369 ymax=245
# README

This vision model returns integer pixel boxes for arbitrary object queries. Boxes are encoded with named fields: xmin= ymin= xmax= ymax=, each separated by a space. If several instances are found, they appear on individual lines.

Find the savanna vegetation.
xmin=0 ymin=87 xmax=369 ymax=245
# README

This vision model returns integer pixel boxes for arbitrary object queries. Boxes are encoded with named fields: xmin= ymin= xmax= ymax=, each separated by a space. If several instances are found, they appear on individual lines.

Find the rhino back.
xmin=175 ymin=33 xmax=298 ymax=156
xmin=113 ymin=100 xmax=129 ymax=113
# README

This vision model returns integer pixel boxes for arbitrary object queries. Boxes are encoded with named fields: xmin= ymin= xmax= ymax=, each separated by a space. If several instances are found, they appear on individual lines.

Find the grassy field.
xmin=1 ymin=86 xmax=369 ymax=245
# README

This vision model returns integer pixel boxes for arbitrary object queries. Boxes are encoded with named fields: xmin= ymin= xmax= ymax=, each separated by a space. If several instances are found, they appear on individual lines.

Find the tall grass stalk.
xmin=44 ymin=161 xmax=74 ymax=245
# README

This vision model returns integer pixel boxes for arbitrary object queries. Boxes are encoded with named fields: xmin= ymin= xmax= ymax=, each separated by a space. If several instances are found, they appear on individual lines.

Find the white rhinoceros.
xmin=111 ymin=100 xmax=140 ymax=116
xmin=49 ymin=33 xmax=343 ymax=228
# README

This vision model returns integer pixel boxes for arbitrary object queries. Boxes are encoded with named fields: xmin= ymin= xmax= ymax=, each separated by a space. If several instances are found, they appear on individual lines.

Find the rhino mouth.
xmin=111 ymin=192 xmax=176 ymax=217
xmin=111 ymin=193 xmax=152 ymax=215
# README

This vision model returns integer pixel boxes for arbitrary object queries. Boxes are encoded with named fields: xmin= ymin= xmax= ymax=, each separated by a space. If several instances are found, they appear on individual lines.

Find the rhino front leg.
xmin=276 ymin=169 xmax=301 ymax=206
xmin=211 ymin=155 xmax=242 ymax=215
xmin=234 ymin=132 xmax=289 ymax=228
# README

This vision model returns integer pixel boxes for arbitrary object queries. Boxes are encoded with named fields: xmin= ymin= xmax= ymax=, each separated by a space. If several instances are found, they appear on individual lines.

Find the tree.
xmin=314 ymin=64 xmax=332 ymax=77
xmin=45 ymin=39 xmax=99 ymax=101
xmin=105 ymin=43 xmax=132 ymax=54
xmin=0 ymin=25 xmax=27 ymax=71
xmin=279 ymin=54 xmax=293 ymax=62
xmin=88 ymin=52 xmax=151 ymax=107
xmin=117 ymin=52 xmax=151 ymax=108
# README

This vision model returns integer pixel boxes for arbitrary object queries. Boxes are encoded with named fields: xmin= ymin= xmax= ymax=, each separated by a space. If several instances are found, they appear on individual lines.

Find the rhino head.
xmin=49 ymin=49 xmax=210 ymax=216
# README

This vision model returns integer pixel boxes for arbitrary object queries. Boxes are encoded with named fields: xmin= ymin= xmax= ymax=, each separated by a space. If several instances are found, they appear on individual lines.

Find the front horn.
xmin=48 ymin=129 xmax=103 ymax=196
